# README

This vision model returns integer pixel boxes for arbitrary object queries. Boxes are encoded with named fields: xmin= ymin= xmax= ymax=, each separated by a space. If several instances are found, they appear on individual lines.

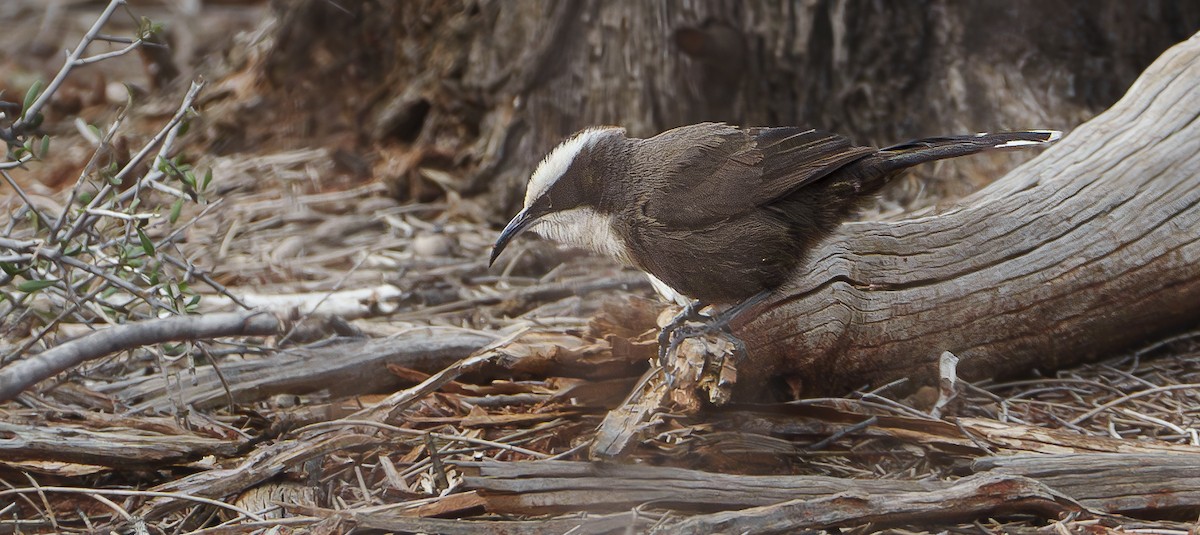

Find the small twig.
xmin=0 ymin=154 xmax=35 ymax=170
xmin=74 ymin=38 xmax=144 ymax=66
xmin=51 ymin=108 xmax=129 ymax=239
xmin=8 ymin=0 xmax=129 ymax=136
xmin=62 ymin=80 xmax=204 ymax=244
xmin=805 ymin=416 xmax=879 ymax=451
xmin=294 ymin=419 xmax=550 ymax=459
xmin=1070 ymin=383 xmax=1200 ymax=425
xmin=277 ymin=251 xmax=371 ymax=346
xmin=1119 ymin=408 xmax=1187 ymax=435
xmin=350 ymin=326 xmax=528 ymax=422
xmin=21 ymin=473 xmax=60 ymax=533
xmin=84 ymin=208 xmax=156 ymax=221
xmin=0 ymin=168 xmax=54 ymax=230
xmin=161 ymin=253 xmax=251 ymax=309
xmin=857 ymin=392 xmax=934 ymax=420
xmin=0 ymin=486 xmax=266 ymax=523
xmin=424 ymin=434 xmax=451 ymax=492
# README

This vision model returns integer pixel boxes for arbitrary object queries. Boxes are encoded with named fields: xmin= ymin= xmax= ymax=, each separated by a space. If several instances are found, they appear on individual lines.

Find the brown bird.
xmin=490 ymin=122 xmax=1059 ymax=360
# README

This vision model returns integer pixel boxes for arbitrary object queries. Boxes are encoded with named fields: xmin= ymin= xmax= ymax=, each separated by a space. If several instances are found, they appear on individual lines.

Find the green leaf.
xmin=0 ymin=262 xmax=20 ymax=276
xmin=201 ymin=168 xmax=213 ymax=191
xmin=169 ymin=197 xmax=184 ymax=223
xmin=87 ymin=124 xmax=102 ymax=140
xmin=17 ymin=279 xmax=57 ymax=293
xmin=21 ymin=80 xmax=44 ymax=117
xmin=177 ymin=119 xmax=190 ymax=137
xmin=181 ymin=170 xmax=196 ymax=189
xmin=137 ymin=228 xmax=156 ymax=256
xmin=39 ymin=135 xmax=50 ymax=158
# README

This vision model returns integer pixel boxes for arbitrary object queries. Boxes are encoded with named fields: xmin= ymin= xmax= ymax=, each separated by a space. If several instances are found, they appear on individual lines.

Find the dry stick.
xmin=51 ymin=109 xmax=128 ymax=239
xmin=61 ymin=80 xmax=204 ymax=244
xmin=656 ymin=473 xmax=1088 ymax=534
xmin=21 ymin=473 xmax=60 ymax=533
xmin=162 ymin=253 xmax=250 ymax=309
xmin=350 ymin=326 xmax=529 ymax=423
xmin=1070 ymin=383 xmax=1200 ymax=425
xmin=0 ymin=154 xmax=33 ymax=170
xmin=389 ymin=272 xmax=650 ymax=320
xmin=0 ymin=169 xmax=54 ymax=230
xmin=119 ymin=81 xmax=198 ymax=248
xmin=276 ymin=251 xmax=370 ymax=346
xmin=5 ymin=0 xmax=129 ymax=138
xmin=0 ymin=486 xmax=266 ymax=523
xmin=295 ymin=419 xmax=550 ymax=459
xmin=177 ymin=517 xmax=316 ymax=535
xmin=0 ymin=311 xmax=281 ymax=402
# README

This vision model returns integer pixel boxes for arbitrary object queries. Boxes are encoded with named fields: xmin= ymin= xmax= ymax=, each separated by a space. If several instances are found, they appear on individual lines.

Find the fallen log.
xmin=735 ymin=32 xmax=1200 ymax=398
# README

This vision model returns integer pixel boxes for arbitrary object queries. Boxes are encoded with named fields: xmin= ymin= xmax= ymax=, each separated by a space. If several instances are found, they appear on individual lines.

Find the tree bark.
xmin=224 ymin=1 xmax=1200 ymax=214
xmin=734 ymin=33 xmax=1200 ymax=398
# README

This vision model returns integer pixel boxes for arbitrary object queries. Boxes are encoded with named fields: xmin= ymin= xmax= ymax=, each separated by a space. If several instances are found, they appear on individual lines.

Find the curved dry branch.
xmin=735 ymin=33 xmax=1200 ymax=397
xmin=0 ymin=311 xmax=281 ymax=401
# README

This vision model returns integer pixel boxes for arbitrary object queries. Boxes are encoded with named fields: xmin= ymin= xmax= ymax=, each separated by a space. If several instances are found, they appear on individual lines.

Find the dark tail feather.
xmin=876 ymin=130 xmax=1061 ymax=172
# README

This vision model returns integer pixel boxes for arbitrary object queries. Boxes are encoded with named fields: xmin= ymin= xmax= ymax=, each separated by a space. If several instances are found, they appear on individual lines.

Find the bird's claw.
xmin=657 ymin=304 xmax=750 ymax=383
xmin=657 ymin=302 xmax=705 ymax=369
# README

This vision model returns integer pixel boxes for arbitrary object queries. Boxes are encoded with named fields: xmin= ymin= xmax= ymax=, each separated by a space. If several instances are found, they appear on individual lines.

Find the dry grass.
xmin=2 ymin=2 xmax=1200 ymax=533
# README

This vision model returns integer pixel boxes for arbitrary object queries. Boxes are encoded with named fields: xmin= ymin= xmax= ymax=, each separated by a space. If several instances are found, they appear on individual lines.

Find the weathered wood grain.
xmin=974 ymin=452 xmax=1200 ymax=515
xmin=104 ymin=328 xmax=494 ymax=413
xmin=737 ymin=33 xmax=1200 ymax=397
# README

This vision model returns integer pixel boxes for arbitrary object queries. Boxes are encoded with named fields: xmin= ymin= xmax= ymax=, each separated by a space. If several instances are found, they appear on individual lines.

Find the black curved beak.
xmin=489 ymin=209 xmax=535 ymax=267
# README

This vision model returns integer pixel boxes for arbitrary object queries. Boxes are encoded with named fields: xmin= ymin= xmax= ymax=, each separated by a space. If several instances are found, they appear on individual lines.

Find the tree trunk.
xmin=734 ymin=33 xmax=1200 ymax=397
xmin=224 ymin=1 xmax=1200 ymax=214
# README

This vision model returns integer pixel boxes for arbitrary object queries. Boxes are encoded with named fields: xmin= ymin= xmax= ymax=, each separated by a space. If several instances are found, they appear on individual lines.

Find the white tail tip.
xmin=994 ymin=130 xmax=1063 ymax=149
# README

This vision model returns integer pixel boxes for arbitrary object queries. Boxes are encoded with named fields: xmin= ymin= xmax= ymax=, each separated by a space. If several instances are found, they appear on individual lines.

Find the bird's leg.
xmin=665 ymin=289 xmax=772 ymax=364
xmin=658 ymin=300 xmax=708 ymax=367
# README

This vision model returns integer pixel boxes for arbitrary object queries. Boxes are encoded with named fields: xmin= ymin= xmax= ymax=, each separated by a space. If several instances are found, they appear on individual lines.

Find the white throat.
xmin=532 ymin=208 xmax=692 ymax=306
xmin=531 ymin=207 xmax=632 ymax=265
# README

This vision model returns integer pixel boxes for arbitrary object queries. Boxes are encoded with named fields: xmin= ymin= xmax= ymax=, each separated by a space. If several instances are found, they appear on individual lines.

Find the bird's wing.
xmin=636 ymin=123 xmax=875 ymax=227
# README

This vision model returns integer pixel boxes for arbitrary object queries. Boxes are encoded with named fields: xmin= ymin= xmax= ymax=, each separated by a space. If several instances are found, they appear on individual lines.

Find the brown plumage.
xmin=491 ymin=122 xmax=1059 ymax=307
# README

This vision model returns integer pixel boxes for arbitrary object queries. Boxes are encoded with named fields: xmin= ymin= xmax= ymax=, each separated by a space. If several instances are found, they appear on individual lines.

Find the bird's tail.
xmin=874 ymin=130 xmax=1061 ymax=172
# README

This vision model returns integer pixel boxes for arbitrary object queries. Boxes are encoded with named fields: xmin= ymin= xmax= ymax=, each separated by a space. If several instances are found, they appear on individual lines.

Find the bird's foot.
xmin=657 ymin=301 xmax=707 ymax=369
xmin=656 ymin=290 xmax=771 ymax=385
xmin=665 ymin=313 xmax=748 ymax=367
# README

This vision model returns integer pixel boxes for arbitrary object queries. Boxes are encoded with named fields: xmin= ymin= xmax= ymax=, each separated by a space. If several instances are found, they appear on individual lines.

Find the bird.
xmin=489 ymin=122 xmax=1060 ymax=362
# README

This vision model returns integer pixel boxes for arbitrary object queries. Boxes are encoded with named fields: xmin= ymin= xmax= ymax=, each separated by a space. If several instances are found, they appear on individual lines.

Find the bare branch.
xmin=7 ymin=0 xmax=130 ymax=136
xmin=0 ymin=311 xmax=282 ymax=402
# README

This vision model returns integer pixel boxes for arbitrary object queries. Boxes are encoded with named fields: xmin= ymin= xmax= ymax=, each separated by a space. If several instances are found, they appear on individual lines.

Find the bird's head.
xmin=489 ymin=126 xmax=629 ymax=266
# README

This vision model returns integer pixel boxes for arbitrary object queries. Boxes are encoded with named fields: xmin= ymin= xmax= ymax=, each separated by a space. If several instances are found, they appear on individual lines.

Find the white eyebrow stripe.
xmin=524 ymin=128 xmax=618 ymax=207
